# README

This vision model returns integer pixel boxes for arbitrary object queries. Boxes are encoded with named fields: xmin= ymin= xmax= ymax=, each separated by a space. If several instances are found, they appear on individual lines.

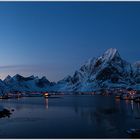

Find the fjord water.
xmin=0 ymin=95 xmax=140 ymax=138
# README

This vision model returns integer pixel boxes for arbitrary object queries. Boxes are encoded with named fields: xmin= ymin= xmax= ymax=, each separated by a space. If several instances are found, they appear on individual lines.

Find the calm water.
xmin=0 ymin=95 xmax=140 ymax=138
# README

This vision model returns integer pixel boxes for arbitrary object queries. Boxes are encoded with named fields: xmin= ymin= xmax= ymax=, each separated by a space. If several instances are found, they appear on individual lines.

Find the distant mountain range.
xmin=2 ymin=74 xmax=55 ymax=94
xmin=0 ymin=48 xmax=140 ymax=94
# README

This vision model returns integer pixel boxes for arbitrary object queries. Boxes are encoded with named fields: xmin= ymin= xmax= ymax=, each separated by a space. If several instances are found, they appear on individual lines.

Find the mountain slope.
xmin=133 ymin=61 xmax=140 ymax=88
xmin=53 ymin=48 xmax=138 ymax=92
xmin=0 ymin=48 xmax=139 ymax=93
xmin=3 ymin=74 xmax=53 ymax=93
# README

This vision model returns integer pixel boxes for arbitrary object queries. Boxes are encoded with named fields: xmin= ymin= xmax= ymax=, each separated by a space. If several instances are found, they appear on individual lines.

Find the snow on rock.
xmin=0 ymin=48 xmax=139 ymax=93
xmin=133 ymin=61 xmax=140 ymax=84
xmin=0 ymin=79 xmax=7 ymax=95
xmin=52 ymin=48 xmax=140 ymax=92
xmin=3 ymin=74 xmax=53 ymax=93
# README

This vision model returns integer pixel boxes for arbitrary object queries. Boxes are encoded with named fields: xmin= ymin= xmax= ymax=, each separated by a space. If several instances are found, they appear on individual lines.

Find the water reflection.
xmin=0 ymin=95 xmax=140 ymax=138
xmin=115 ymin=98 xmax=120 ymax=103
xmin=45 ymin=98 xmax=48 ymax=109
xmin=73 ymin=105 xmax=123 ymax=137
xmin=130 ymin=100 xmax=134 ymax=111
xmin=115 ymin=99 xmax=140 ymax=116
xmin=71 ymin=96 xmax=140 ymax=138
xmin=137 ymin=103 xmax=140 ymax=110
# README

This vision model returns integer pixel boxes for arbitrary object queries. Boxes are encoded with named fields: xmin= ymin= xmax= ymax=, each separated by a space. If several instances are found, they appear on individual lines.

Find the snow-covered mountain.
xmin=3 ymin=74 xmax=54 ymax=93
xmin=52 ymin=48 xmax=140 ymax=92
xmin=0 ymin=48 xmax=139 ymax=94
xmin=132 ymin=61 xmax=140 ymax=89
xmin=0 ymin=79 xmax=8 ymax=95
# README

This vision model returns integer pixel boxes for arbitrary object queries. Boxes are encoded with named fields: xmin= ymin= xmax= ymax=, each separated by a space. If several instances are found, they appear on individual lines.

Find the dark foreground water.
xmin=0 ymin=95 xmax=140 ymax=138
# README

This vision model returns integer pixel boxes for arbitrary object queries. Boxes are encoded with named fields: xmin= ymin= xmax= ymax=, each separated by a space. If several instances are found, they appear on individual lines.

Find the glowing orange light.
xmin=44 ymin=93 xmax=48 ymax=96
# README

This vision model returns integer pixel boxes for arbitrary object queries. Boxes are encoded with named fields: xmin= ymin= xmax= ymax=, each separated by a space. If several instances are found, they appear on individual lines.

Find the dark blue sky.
xmin=0 ymin=2 xmax=140 ymax=81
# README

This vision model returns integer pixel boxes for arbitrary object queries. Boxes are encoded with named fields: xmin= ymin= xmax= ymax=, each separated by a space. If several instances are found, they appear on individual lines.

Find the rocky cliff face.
xmin=53 ymin=48 xmax=139 ymax=92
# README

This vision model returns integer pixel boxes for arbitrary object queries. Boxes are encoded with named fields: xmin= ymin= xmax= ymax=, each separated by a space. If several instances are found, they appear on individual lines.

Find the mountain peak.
xmin=4 ymin=75 xmax=12 ymax=83
xmin=101 ymin=48 xmax=120 ymax=61
xmin=13 ymin=74 xmax=22 ymax=80
xmin=41 ymin=76 xmax=47 ymax=80
xmin=40 ymin=76 xmax=50 ymax=83
xmin=29 ymin=75 xmax=35 ymax=79
xmin=5 ymin=75 xmax=11 ymax=79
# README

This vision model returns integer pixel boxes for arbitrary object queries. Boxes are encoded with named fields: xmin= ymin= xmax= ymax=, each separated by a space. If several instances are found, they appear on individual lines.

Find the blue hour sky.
xmin=0 ymin=2 xmax=140 ymax=82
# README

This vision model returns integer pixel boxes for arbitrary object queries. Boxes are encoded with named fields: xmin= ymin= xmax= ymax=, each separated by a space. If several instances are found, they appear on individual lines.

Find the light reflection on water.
xmin=45 ymin=98 xmax=48 ymax=109
xmin=0 ymin=95 xmax=140 ymax=138
xmin=131 ymin=100 xmax=134 ymax=111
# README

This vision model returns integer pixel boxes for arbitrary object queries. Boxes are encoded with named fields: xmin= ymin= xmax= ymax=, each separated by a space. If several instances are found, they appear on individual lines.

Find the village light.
xmin=44 ymin=93 xmax=49 ymax=96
